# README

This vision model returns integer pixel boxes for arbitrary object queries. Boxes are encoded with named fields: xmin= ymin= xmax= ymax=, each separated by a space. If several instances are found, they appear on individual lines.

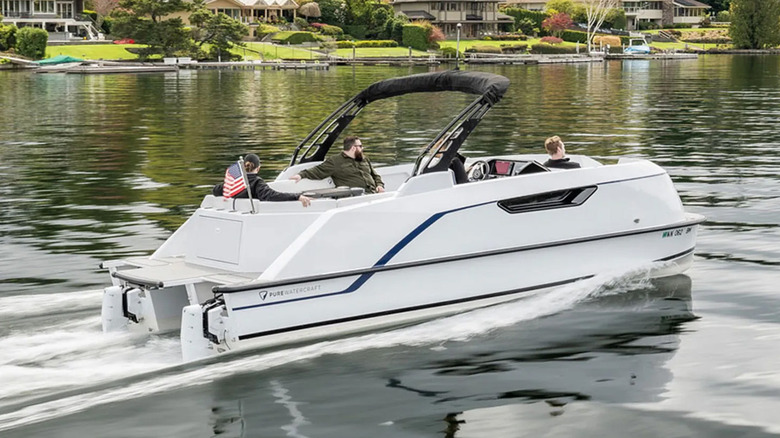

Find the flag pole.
xmin=238 ymin=156 xmax=256 ymax=214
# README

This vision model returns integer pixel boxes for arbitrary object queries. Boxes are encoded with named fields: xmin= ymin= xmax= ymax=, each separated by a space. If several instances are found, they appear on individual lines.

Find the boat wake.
xmin=0 ymin=267 xmax=656 ymax=432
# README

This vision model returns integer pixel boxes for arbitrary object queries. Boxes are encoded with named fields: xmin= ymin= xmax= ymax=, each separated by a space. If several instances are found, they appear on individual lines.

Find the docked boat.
xmin=624 ymin=37 xmax=652 ymax=55
xmin=100 ymin=70 xmax=705 ymax=362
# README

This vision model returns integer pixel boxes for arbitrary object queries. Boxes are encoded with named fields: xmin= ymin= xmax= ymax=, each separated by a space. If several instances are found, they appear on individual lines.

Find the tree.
xmin=581 ymin=0 xmax=620 ymax=53
xmin=298 ymin=2 xmax=322 ymax=19
xmin=542 ymin=12 xmax=573 ymax=37
xmin=112 ymin=0 xmax=195 ymax=58
xmin=729 ymin=0 xmax=780 ymax=49
xmin=93 ymin=0 xmax=120 ymax=28
xmin=317 ymin=0 xmax=346 ymax=25
xmin=190 ymin=10 xmax=248 ymax=60
xmin=545 ymin=0 xmax=576 ymax=15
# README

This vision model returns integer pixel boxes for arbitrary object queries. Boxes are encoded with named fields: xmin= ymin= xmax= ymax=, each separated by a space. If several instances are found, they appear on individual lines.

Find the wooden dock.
xmin=178 ymin=60 xmax=330 ymax=71
xmin=606 ymin=53 xmax=698 ymax=60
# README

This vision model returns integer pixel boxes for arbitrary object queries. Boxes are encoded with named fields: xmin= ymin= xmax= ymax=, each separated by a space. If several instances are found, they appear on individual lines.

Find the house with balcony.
xmin=200 ymin=0 xmax=298 ymax=36
xmin=502 ymin=0 xmax=711 ymax=30
xmin=0 ymin=0 xmax=102 ymax=40
xmin=392 ymin=0 xmax=515 ymax=37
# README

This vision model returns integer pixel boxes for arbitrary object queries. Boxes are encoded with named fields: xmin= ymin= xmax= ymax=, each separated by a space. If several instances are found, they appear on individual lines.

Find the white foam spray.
xmin=0 ymin=266 xmax=654 ymax=432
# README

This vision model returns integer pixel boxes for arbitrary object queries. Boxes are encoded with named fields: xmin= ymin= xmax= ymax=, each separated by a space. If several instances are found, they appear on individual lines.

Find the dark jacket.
xmin=298 ymin=152 xmax=384 ymax=193
xmin=543 ymin=158 xmax=581 ymax=170
xmin=213 ymin=173 xmax=300 ymax=202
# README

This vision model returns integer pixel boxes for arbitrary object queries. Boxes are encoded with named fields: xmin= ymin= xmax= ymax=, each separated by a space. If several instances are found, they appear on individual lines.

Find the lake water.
xmin=0 ymin=56 xmax=779 ymax=437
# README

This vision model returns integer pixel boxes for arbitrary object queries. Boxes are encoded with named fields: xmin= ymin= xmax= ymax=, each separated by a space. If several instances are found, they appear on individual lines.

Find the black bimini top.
xmin=355 ymin=70 xmax=509 ymax=106
xmin=291 ymin=70 xmax=511 ymax=166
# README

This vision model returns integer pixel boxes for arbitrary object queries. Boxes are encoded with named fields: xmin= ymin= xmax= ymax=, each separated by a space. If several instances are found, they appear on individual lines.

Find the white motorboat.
xmin=100 ymin=70 xmax=705 ymax=362
xmin=624 ymin=37 xmax=652 ymax=55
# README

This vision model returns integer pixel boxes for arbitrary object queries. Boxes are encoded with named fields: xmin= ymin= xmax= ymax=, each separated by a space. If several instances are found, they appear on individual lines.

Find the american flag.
xmin=222 ymin=162 xmax=247 ymax=198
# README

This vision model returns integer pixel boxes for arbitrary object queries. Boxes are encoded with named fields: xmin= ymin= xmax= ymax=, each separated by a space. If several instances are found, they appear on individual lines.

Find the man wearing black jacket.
xmin=213 ymin=154 xmax=312 ymax=207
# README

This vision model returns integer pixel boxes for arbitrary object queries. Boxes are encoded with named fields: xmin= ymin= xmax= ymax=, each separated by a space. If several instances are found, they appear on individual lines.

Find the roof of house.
xmin=399 ymin=10 xmax=436 ymax=19
xmin=393 ymin=0 xmax=498 ymax=3
xmin=205 ymin=0 xmax=298 ymax=8
xmin=674 ymin=0 xmax=710 ymax=7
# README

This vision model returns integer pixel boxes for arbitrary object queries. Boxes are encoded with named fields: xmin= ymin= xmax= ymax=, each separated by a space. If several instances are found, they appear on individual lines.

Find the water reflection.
xmin=202 ymin=275 xmax=694 ymax=437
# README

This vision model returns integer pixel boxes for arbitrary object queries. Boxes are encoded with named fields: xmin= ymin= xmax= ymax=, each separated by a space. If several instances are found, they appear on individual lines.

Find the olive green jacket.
xmin=299 ymin=152 xmax=384 ymax=193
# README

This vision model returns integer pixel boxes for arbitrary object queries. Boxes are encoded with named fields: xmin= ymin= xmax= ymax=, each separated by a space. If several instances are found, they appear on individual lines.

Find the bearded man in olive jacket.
xmin=290 ymin=136 xmax=385 ymax=193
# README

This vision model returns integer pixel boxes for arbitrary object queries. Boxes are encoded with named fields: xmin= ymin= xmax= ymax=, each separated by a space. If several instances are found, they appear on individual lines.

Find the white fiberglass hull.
xmin=183 ymin=215 xmax=699 ymax=361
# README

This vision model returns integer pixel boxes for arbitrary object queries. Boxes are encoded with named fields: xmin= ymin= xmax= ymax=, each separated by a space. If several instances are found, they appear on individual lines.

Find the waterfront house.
xmin=502 ymin=0 xmax=711 ymax=30
xmin=201 ymin=0 xmax=298 ymax=32
xmin=0 ymin=0 xmax=101 ymax=40
xmin=391 ymin=0 xmax=515 ymax=37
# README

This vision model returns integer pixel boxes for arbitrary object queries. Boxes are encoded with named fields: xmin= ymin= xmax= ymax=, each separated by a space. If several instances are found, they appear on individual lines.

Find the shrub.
xmin=483 ymin=33 xmax=525 ymax=41
xmin=592 ymin=35 xmax=621 ymax=47
xmin=15 ymin=27 xmax=48 ymax=59
xmin=439 ymin=46 xmax=462 ymax=58
xmin=530 ymin=43 xmax=576 ymax=54
xmin=335 ymin=34 xmax=353 ymax=41
xmin=716 ymin=10 xmax=730 ymax=22
xmin=343 ymin=25 xmax=367 ymax=39
xmin=540 ymin=36 xmax=563 ymax=44
xmin=402 ymin=23 xmax=428 ymax=51
xmin=320 ymin=24 xmax=343 ymax=35
xmin=355 ymin=40 xmax=397 ymax=47
xmin=336 ymin=40 xmax=354 ymax=48
xmin=271 ymin=31 xmax=319 ymax=44
xmin=560 ymin=29 xmax=587 ymax=44
xmin=294 ymin=17 xmax=308 ymax=29
xmin=101 ymin=16 xmax=113 ymax=34
xmin=500 ymin=43 xmax=528 ymax=53
xmin=465 ymin=45 xmax=502 ymax=53
xmin=0 ymin=23 xmax=17 ymax=51
xmin=256 ymin=23 xmax=280 ymax=39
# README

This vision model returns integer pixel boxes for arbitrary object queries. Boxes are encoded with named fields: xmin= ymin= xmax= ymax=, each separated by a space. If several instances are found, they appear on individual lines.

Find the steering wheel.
xmin=467 ymin=160 xmax=490 ymax=182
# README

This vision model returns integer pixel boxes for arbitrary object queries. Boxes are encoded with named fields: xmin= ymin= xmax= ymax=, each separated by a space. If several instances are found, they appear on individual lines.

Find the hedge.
xmin=356 ymin=40 xmax=397 ymax=47
xmin=402 ymin=24 xmax=428 ymax=51
xmin=529 ymin=43 xmax=576 ymax=54
xmin=271 ymin=31 xmax=319 ymax=44
xmin=560 ymin=30 xmax=588 ymax=44
xmin=336 ymin=40 xmax=399 ymax=48
xmin=0 ymin=23 xmax=16 ymax=51
xmin=500 ymin=43 xmax=528 ymax=53
xmin=440 ymin=46 xmax=462 ymax=58
xmin=502 ymin=8 xmax=547 ymax=32
xmin=465 ymin=45 xmax=502 ymax=54
xmin=16 ymin=27 xmax=48 ymax=59
xmin=311 ymin=22 xmax=343 ymax=35
xmin=482 ymin=34 xmax=526 ymax=41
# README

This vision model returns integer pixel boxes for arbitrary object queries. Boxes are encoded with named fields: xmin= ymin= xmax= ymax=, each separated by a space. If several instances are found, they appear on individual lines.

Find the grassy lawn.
xmin=240 ymin=42 xmax=320 ymax=60
xmin=333 ymin=46 xmax=429 ymax=58
xmin=45 ymin=44 xmax=145 ymax=60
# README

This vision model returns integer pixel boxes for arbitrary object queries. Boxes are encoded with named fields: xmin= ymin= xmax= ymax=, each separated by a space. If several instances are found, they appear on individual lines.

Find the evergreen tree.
xmin=190 ymin=10 xmax=248 ymax=60
xmin=729 ymin=0 xmax=780 ymax=49
xmin=112 ymin=0 xmax=195 ymax=58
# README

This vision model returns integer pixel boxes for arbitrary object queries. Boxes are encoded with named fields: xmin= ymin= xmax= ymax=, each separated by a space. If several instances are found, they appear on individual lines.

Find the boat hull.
xmin=183 ymin=218 xmax=700 ymax=361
